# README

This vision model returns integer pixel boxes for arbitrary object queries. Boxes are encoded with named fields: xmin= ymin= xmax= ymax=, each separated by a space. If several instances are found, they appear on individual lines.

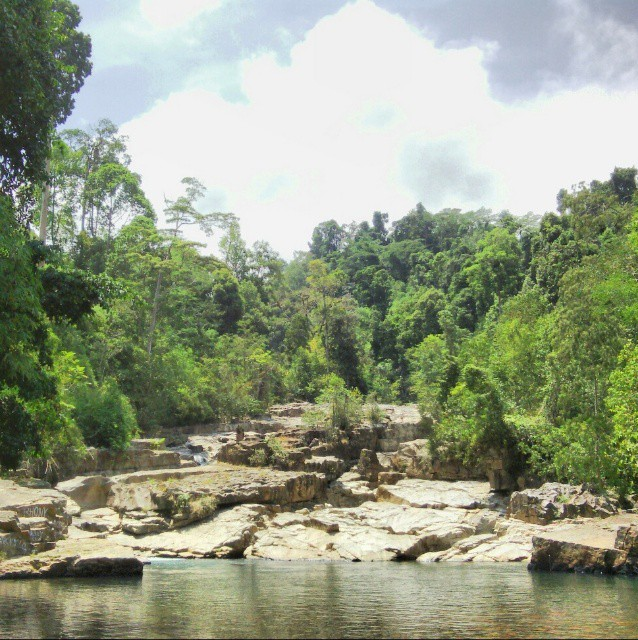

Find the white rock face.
xmin=246 ymin=501 xmax=484 ymax=562
xmin=376 ymin=479 xmax=495 ymax=510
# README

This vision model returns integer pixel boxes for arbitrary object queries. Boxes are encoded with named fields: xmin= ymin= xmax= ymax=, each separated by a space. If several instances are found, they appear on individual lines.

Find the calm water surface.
xmin=0 ymin=560 xmax=636 ymax=638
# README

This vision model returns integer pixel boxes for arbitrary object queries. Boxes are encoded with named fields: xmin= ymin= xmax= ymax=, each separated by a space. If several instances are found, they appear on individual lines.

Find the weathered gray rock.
xmin=269 ymin=403 xmax=312 ymax=418
xmin=302 ymin=456 xmax=345 ymax=481
xmin=115 ymin=504 xmax=272 ymax=558
xmin=508 ymin=483 xmax=618 ymax=525
xmin=326 ymin=472 xmax=376 ymax=507
xmin=217 ymin=441 xmax=270 ymax=467
xmin=388 ymin=440 xmax=486 ymax=482
xmin=377 ymin=472 xmax=405 ymax=486
xmin=375 ymin=405 xmax=430 ymax=452
xmin=102 ymin=464 xmax=326 ymax=525
xmin=418 ymin=518 xmax=547 ymax=564
xmin=377 ymin=479 xmax=494 ymax=510
xmin=246 ymin=501 xmax=482 ymax=562
xmin=529 ymin=514 xmax=638 ymax=574
xmin=75 ymin=508 xmax=121 ymax=534
xmin=121 ymin=513 xmax=168 ymax=536
xmin=56 ymin=475 xmax=114 ymax=511
xmin=0 ymin=480 xmax=73 ymax=557
xmin=357 ymin=449 xmax=384 ymax=482
xmin=0 ymin=538 xmax=145 ymax=579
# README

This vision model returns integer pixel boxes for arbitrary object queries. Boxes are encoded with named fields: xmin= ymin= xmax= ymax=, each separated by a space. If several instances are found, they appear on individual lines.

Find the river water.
xmin=1 ymin=560 xmax=637 ymax=638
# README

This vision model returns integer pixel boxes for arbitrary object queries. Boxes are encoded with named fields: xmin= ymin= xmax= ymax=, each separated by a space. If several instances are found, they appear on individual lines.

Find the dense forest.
xmin=2 ymin=1 xmax=638 ymax=496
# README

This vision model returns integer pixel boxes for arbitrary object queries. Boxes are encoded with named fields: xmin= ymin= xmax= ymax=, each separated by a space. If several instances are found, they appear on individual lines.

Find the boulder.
xmin=388 ymin=440 xmax=486 ymax=482
xmin=0 ymin=480 xmax=73 ymax=557
xmin=418 ymin=517 xmax=547 ymax=564
xmin=357 ymin=449 xmax=384 ymax=482
xmin=389 ymin=440 xmax=432 ymax=477
xmin=217 ymin=441 xmax=269 ymax=467
xmin=0 ymin=538 xmax=145 ymax=579
xmin=302 ymin=456 xmax=345 ymax=481
xmin=377 ymin=472 xmax=405 ymax=486
xmin=529 ymin=514 xmax=638 ymax=574
xmin=104 ymin=464 xmax=326 ymax=524
xmin=56 ymin=475 xmax=114 ymax=511
xmin=508 ymin=483 xmax=618 ymax=525
xmin=121 ymin=515 xmax=169 ymax=536
xmin=114 ymin=504 xmax=272 ymax=558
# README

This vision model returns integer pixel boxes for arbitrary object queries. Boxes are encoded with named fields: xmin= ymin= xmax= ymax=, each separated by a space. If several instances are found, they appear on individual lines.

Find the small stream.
xmin=1 ymin=560 xmax=637 ymax=638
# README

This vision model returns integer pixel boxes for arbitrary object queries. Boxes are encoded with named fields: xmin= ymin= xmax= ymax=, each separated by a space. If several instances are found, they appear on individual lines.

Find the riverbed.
xmin=1 ymin=560 xmax=637 ymax=638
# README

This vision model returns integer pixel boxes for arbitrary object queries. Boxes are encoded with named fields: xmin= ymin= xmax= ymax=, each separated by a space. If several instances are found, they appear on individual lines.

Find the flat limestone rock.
xmin=0 ymin=538 xmax=145 ymax=580
xmin=113 ymin=504 xmax=271 ymax=558
xmin=417 ymin=516 xmax=560 ymax=564
xmin=75 ymin=507 xmax=121 ymax=533
xmin=105 ymin=463 xmax=326 ymax=516
xmin=377 ymin=479 xmax=493 ymax=510
xmin=246 ymin=501 xmax=484 ymax=562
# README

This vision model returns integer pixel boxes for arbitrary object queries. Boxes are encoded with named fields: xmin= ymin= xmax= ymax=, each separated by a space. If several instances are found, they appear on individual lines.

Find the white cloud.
xmin=139 ymin=0 xmax=224 ymax=30
xmin=120 ymin=0 xmax=638 ymax=258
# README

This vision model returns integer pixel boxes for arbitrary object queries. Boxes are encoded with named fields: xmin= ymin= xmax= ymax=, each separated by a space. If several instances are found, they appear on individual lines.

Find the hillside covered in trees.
xmin=3 ymin=0 xmax=638 ymax=498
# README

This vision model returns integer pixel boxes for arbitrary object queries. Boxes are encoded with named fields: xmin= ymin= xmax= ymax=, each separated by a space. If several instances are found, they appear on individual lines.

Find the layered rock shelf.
xmin=2 ymin=403 xmax=635 ymax=579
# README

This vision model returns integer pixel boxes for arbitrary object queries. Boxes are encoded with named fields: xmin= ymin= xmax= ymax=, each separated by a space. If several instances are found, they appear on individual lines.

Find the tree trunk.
xmin=39 ymin=158 xmax=51 ymax=243
xmin=147 ymin=269 xmax=163 ymax=356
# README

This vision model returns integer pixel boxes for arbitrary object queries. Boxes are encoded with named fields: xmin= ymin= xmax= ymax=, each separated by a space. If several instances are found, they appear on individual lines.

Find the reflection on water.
xmin=1 ymin=560 xmax=637 ymax=639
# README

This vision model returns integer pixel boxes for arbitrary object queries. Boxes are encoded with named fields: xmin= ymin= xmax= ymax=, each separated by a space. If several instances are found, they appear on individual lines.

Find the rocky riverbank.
xmin=1 ymin=404 xmax=635 ymax=578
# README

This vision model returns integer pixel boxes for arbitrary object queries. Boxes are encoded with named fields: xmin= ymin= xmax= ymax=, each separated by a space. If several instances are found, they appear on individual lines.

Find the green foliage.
xmin=316 ymin=374 xmax=363 ymax=432
xmin=71 ymin=378 xmax=138 ymax=449
xmin=0 ymin=0 xmax=92 ymax=193
xmin=364 ymin=395 xmax=385 ymax=424
xmin=607 ymin=342 xmax=638 ymax=495
xmin=409 ymin=335 xmax=455 ymax=420
xmin=248 ymin=448 xmax=268 ymax=467
xmin=147 ymin=438 xmax=165 ymax=450
xmin=39 ymin=265 xmax=117 ymax=323
xmin=0 ymin=388 xmax=41 ymax=469
xmin=266 ymin=436 xmax=289 ymax=465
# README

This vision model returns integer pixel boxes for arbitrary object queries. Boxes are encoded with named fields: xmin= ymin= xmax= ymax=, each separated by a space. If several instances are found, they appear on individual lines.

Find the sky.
xmin=67 ymin=0 xmax=638 ymax=258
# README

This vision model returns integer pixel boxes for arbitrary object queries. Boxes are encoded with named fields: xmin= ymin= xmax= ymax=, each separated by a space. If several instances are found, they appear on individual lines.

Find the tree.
xmin=164 ymin=177 xmax=233 ymax=237
xmin=83 ymin=162 xmax=153 ymax=243
xmin=0 ymin=0 xmax=91 ymax=194
xmin=62 ymin=119 xmax=132 ymax=234
xmin=0 ymin=197 xmax=61 ymax=466
xmin=220 ymin=219 xmax=249 ymax=279
xmin=461 ymin=227 xmax=523 ymax=318
xmin=309 ymin=220 xmax=346 ymax=261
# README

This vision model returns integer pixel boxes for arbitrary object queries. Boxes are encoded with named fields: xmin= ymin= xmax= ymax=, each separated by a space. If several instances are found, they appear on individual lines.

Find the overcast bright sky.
xmin=68 ymin=0 xmax=638 ymax=258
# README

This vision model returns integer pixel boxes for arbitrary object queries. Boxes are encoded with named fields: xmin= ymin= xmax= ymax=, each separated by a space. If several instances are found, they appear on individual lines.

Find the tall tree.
xmin=0 ymin=0 xmax=91 ymax=196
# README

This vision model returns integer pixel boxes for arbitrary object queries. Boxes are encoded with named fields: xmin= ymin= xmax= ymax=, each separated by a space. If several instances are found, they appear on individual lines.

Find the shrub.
xmin=248 ymin=448 xmax=268 ymax=467
xmin=324 ymin=375 xmax=361 ymax=429
xmin=364 ymin=394 xmax=384 ymax=424
xmin=266 ymin=436 xmax=289 ymax=465
xmin=71 ymin=378 xmax=138 ymax=450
